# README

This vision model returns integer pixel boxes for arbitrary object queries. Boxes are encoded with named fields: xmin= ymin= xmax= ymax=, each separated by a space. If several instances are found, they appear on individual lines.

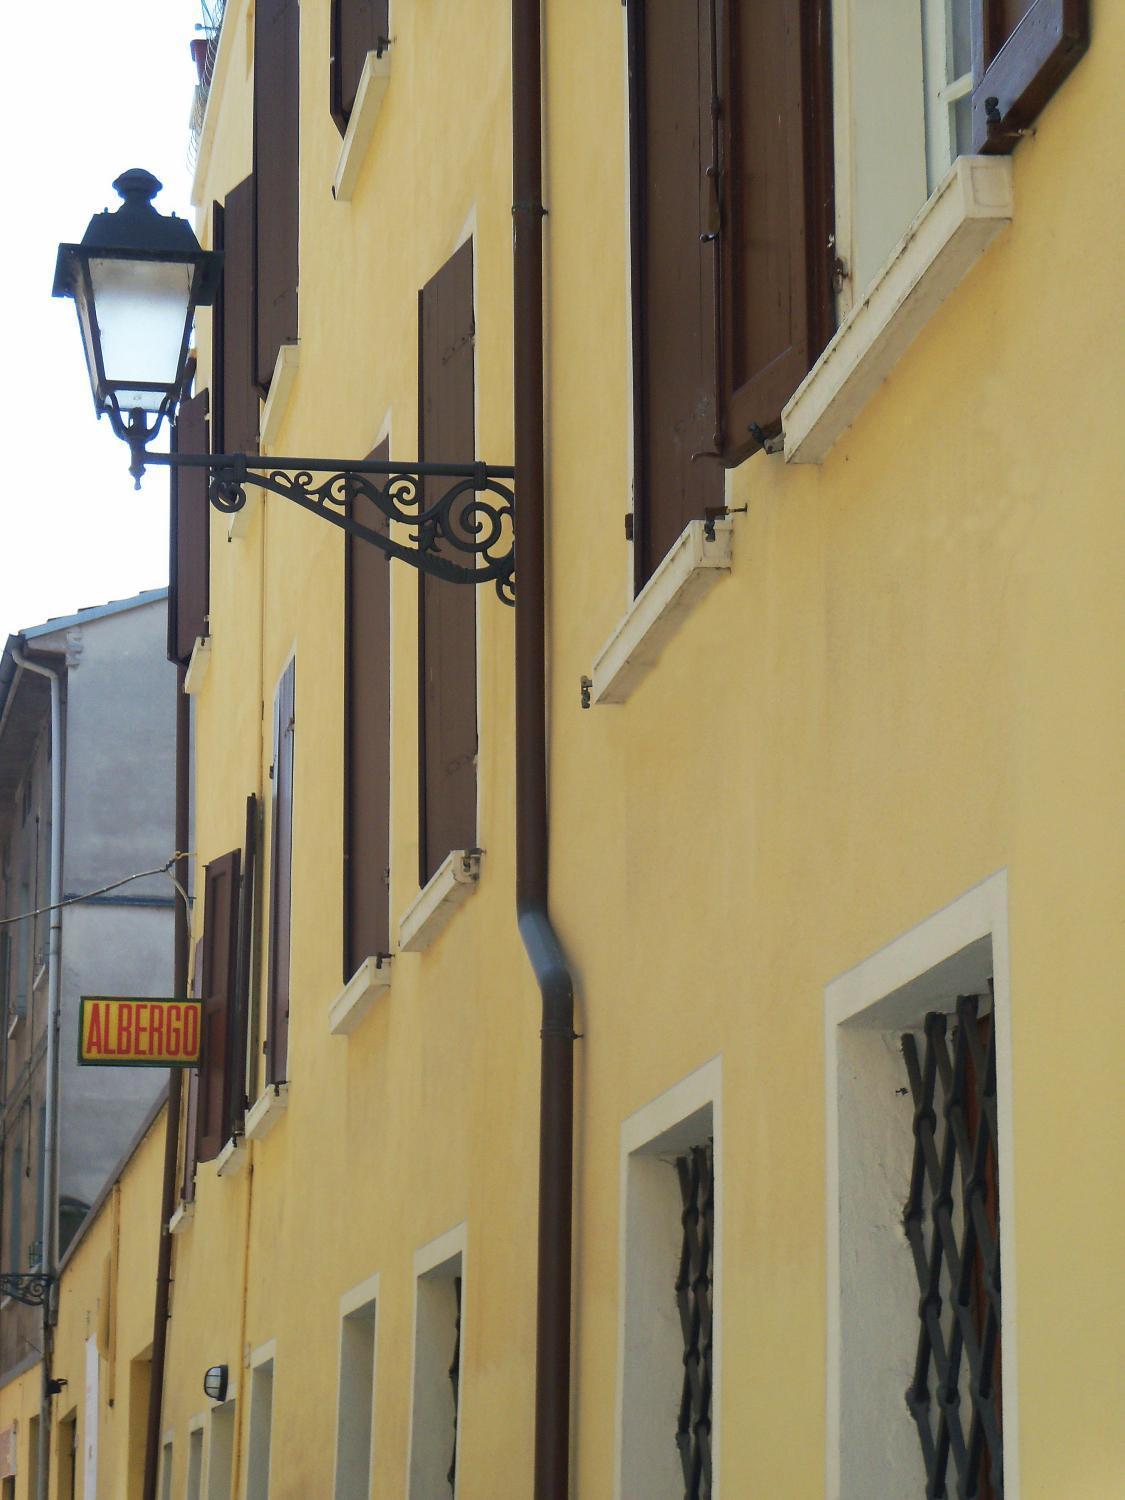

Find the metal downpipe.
xmin=512 ymin=3 xmax=577 ymax=1498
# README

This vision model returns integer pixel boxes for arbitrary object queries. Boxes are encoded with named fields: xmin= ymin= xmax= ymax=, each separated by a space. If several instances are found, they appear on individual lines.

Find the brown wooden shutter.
xmin=344 ymin=440 xmax=391 ymax=981
xmin=418 ymin=242 xmax=477 ymax=886
xmin=168 ymin=391 xmax=211 ymax=665
xmin=628 ymin=0 xmax=724 ymax=588
xmin=331 ymin=0 xmax=389 ymax=134
xmin=267 ymin=661 xmax=295 ymax=1084
xmin=254 ymin=0 xmax=300 ymax=392
xmin=196 ymin=850 xmax=240 ymax=1163
xmin=719 ymin=0 xmax=835 ymax=462
xmin=227 ymin=794 xmax=258 ymax=1135
xmin=220 ymin=180 xmax=260 ymax=455
xmin=180 ymin=945 xmax=203 ymax=1203
xmin=971 ymin=0 xmax=1088 ymax=152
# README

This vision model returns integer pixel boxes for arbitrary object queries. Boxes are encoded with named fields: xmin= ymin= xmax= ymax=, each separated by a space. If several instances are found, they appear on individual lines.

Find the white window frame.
xmin=406 ymin=1223 xmax=467 ymax=1500
xmin=333 ymin=1274 xmax=380 ymax=1500
xmin=614 ymin=1056 xmax=722 ymax=1500
xmin=824 ymin=870 xmax=1017 ymax=1500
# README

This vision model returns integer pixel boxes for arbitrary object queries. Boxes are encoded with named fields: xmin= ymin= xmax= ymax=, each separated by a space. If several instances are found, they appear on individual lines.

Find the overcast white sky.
xmin=0 ymin=0 xmax=202 ymax=636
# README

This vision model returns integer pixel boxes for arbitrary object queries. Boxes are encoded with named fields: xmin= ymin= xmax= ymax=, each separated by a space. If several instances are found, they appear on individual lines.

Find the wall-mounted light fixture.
xmin=203 ymin=1364 xmax=229 ymax=1403
xmin=54 ymin=171 xmax=516 ymax=604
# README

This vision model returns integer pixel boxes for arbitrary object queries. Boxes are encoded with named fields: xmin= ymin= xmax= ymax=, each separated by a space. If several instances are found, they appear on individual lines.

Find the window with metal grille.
xmin=902 ymin=993 xmax=1002 ymax=1499
xmin=675 ymin=1144 xmax=714 ymax=1500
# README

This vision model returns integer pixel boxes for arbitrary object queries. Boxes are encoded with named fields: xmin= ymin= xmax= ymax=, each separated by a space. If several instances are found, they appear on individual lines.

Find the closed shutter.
xmin=255 ymin=0 xmax=300 ymax=392
xmin=628 ymin=0 xmax=724 ymax=588
xmin=267 ymin=660 xmax=295 ymax=1084
xmin=719 ymin=0 xmax=835 ymax=460
xmin=219 ymin=180 xmax=260 ymax=455
xmin=344 ymin=440 xmax=391 ymax=980
xmin=228 ymin=794 xmax=258 ymax=1136
xmin=181 ymin=946 xmax=202 ymax=1202
xmin=168 ymin=390 xmax=211 ymax=665
xmin=331 ymin=0 xmax=389 ymax=134
xmin=418 ymin=242 xmax=477 ymax=886
xmin=196 ymin=850 xmax=241 ymax=1163
xmin=971 ymin=0 xmax=1088 ymax=152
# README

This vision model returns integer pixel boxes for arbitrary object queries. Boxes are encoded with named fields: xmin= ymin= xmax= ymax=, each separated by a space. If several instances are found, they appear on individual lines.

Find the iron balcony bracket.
xmin=108 ymin=404 xmax=516 ymax=604
xmin=0 ymin=1272 xmax=53 ymax=1307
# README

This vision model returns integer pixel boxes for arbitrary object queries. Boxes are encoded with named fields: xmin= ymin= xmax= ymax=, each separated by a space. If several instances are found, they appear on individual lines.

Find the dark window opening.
xmin=675 ymin=1141 xmax=714 ymax=1500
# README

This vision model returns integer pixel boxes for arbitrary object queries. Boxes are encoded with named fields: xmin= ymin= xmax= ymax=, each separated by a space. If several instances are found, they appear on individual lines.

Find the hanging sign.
xmin=78 ymin=996 xmax=202 ymax=1067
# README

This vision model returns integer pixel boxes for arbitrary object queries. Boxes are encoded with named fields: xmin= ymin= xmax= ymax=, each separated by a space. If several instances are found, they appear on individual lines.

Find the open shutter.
xmin=344 ymin=440 xmax=392 ymax=980
xmin=418 ymin=242 xmax=477 ymax=886
xmin=628 ymin=0 xmax=724 ymax=588
xmin=971 ymin=0 xmax=1088 ymax=152
xmin=267 ymin=661 xmax=295 ymax=1084
xmin=168 ymin=390 xmax=211 ymax=666
xmin=228 ymin=794 xmax=258 ymax=1135
xmin=196 ymin=851 xmax=240 ymax=1163
xmin=181 ymin=945 xmax=203 ymax=1203
xmin=219 ymin=180 xmax=260 ymax=455
xmin=719 ymin=0 xmax=835 ymax=460
xmin=255 ymin=0 xmax=300 ymax=392
xmin=331 ymin=0 xmax=389 ymax=134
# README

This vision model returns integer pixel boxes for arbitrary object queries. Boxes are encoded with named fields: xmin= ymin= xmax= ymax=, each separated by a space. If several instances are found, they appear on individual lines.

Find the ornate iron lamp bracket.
xmin=145 ymin=447 xmax=517 ymax=605
xmin=0 ymin=1271 xmax=53 ymax=1307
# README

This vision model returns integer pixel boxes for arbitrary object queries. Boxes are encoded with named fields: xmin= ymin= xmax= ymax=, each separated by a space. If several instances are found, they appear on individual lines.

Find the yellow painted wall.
xmin=10 ymin=1 xmax=1121 ymax=1498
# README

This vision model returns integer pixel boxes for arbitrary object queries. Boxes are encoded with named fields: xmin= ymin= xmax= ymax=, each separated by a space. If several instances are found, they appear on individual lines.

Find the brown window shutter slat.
xmin=255 ymin=0 xmax=300 ymax=391
xmin=227 ymin=794 xmax=258 ymax=1135
xmin=267 ymin=661 xmax=295 ymax=1084
xmin=168 ymin=390 xmax=211 ymax=666
xmin=196 ymin=850 xmax=241 ymax=1163
xmin=211 ymin=201 xmax=226 ymax=452
xmin=344 ymin=440 xmax=392 ymax=981
xmin=181 ymin=944 xmax=203 ymax=1201
xmin=331 ymin=0 xmax=390 ymax=134
xmin=628 ymin=0 xmax=724 ymax=589
xmin=222 ymin=178 xmax=260 ymax=455
xmin=418 ymin=242 xmax=477 ymax=886
xmin=971 ymin=0 xmax=1088 ymax=153
xmin=719 ymin=0 xmax=835 ymax=462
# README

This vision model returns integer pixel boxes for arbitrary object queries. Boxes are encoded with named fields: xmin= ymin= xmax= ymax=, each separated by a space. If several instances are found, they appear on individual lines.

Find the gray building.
xmin=0 ymin=589 xmax=176 ymax=1378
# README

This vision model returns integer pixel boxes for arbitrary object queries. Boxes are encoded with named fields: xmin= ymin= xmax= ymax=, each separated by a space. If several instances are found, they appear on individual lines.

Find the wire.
xmin=0 ymin=855 xmax=193 ymax=929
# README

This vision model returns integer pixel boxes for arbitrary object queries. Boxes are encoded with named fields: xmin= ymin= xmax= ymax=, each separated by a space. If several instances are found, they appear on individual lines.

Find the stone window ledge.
xmin=184 ymin=635 xmax=211 ymax=695
xmin=329 ymin=955 xmax=392 ymax=1036
xmin=588 ymin=518 xmax=734 ymax=707
xmin=215 ymin=1135 xmax=248 ymax=1178
xmin=169 ymin=1201 xmax=195 ymax=1236
xmin=244 ymin=1083 xmax=288 ymax=1142
xmin=783 ymin=155 xmax=1014 ymax=464
xmin=333 ymin=49 xmax=393 ymax=203
xmin=398 ymin=850 xmax=482 ymax=954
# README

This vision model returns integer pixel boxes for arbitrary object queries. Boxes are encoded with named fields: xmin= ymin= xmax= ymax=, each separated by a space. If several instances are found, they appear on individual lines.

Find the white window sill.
xmin=244 ymin=1083 xmax=288 ymax=1142
xmin=332 ymin=49 xmax=393 ymax=202
xmin=184 ymin=635 xmax=211 ymax=695
xmin=398 ymin=850 xmax=482 ymax=953
xmin=329 ymin=955 xmax=392 ymax=1036
xmin=169 ymin=1201 xmax=195 ymax=1236
xmin=588 ymin=518 xmax=734 ymax=706
xmin=783 ymin=155 xmax=1014 ymax=464
xmin=215 ymin=1136 xmax=248 ymax=1178
xmin=258 ymin=343 xmax=300 ymax=455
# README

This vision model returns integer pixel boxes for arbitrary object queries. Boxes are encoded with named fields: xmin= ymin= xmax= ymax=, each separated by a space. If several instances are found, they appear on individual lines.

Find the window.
xmin=206 ymin=1400 xmax=236 ymax=1500
xmin=826 ymin=874 xmax=1013 ymax=1499
xmin=409 ymin=1228 xmax=465 ymax=1499
xmin=331 ymin=0 xmax=390 ymax=134
xmin=127 ymin=1355 xmax=152 ymax=1500
xmin=181 ymin=943 xmax=204 ymax=1204
xmin=254 ymin=0 xmax=300 ymax=392
xmin=58 ymin=1413 xmax=78 ymax=1500
xmin=186 ymin=1424 xmax=204 ymax=1500
xmin=9 ymin=1142 xmax=23 ymax=1275
xmin=334 ymin=1277 xmax=379 ymax=1499
xmin=267 ymin=659 xmax=296 ymax=1084
xmin=246 ymin=1348 xmax=275 ymax=1500
xmin=418 ymin=243 xmax=478 ymax=887
xmin=197 ymin=850 xmax=241 ymax=1162
xmin=344 ymin=439 xmax=392 ymax=983
xmin=160 ymin=1437 xmax=173 ymax=1500
xmin=212 ymin=180 xmax=260 ymax=457
xmin=617 ymin=1061 xmax=721 ymax=1500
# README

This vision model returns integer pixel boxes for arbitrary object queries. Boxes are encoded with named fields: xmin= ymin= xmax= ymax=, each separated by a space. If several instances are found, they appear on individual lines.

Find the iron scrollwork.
xmin=0 ymin=1271 xmax=53 ymax=1307
xmin=207 ymin=457 xmax=516 ymax=605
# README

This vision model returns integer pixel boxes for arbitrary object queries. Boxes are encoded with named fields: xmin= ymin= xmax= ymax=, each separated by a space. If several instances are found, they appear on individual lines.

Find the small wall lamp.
xmin=203 ymin=1364 xmax=229 ymax=1403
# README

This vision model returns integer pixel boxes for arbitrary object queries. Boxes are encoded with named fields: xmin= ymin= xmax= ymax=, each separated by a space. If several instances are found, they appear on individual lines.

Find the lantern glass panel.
xmin=89 ymin=255 xmax=194 ymax=411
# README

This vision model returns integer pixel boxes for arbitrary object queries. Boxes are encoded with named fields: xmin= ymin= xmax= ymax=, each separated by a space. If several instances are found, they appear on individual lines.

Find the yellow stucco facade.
xmin=3 ymin=1 xmax=1122 ymax=1497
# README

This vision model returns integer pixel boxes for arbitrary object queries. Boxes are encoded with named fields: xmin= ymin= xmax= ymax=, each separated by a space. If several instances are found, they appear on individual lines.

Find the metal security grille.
xmin=902 ymin=993 xmax=1002 ymax=1500
xmin=675 ymin=1142 xmax=714 ymax=1500
xmin=447 ymin=1275 xmax=462 ymax=1494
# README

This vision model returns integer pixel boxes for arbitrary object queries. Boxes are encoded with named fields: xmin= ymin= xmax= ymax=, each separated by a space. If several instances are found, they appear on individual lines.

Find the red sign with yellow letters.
xmin=78 ymin=997 xmax=202 ymax=1068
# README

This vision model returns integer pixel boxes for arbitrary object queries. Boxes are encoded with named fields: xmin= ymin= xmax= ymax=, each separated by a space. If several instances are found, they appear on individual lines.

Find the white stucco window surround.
xmin=397 ymin=849 xmax=482 ymax=954
xmin=783 ymin=155 xmax=1014 ymax=464
xmin=333 ymin=49 xmax=393 ymax=202
xmin=590 ymin=518 xmax=734 ymax=707
xmin=329 ymin=955 xmax=392 ymax=1036
xmin=244 ymin=1082 xmax=289 ymax=1142
xmin=333 ymin=1273 xmax=380 ymax=1500
xmin=184 ymin=636 xmax=212 ymax=695
xmin=824 ymin=870 xmax=1016 ymax=1500
xmin=615 ymin=1056 xmax=722 ymax=1500
xmin=245 ymin=1341 xmax=276 ymax=1500
xmin=407 ymin=1224 xmax=467 ymax=1500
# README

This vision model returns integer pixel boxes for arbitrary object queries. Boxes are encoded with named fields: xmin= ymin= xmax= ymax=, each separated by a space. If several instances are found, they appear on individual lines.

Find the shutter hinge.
xmin=624 ymin=513 xmax=634 ymax=542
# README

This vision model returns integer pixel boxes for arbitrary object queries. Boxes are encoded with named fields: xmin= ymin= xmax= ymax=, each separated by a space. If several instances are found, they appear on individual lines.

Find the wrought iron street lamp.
xmin=54 ymin=171 xmax=516 ymax=602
